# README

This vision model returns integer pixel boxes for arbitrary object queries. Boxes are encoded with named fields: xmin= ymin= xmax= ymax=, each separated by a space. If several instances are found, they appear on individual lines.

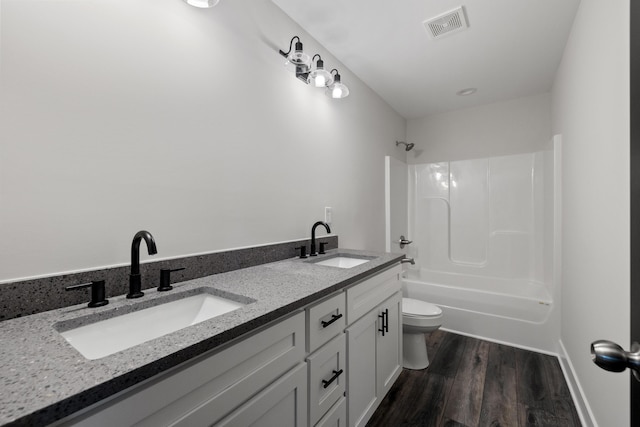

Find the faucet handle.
xmin=158 ymin=267 xmax=186 ymax=292
xmin=319 ymin=242 xmax=329 ymax=255
xmin=66 ymin=280 xmax=109 ymax=308
xmin=294 ymin=246 xmax=308 ymax=259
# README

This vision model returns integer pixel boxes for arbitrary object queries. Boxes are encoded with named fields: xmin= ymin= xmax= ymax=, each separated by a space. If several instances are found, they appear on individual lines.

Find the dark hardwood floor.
xmin=367 ymin=330 xmax=581 ymax=427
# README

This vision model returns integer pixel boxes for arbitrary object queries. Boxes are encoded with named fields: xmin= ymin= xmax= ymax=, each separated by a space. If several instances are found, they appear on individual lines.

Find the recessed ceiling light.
xmin=456 ymin=88 xmax=477 ymax=96
xmin=184 ymin=0 xmax=219 ymax=8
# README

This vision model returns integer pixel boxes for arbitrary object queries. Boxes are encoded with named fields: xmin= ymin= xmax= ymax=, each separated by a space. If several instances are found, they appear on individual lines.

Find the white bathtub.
xmin=402 ymin=269 xmax=558 ymax=353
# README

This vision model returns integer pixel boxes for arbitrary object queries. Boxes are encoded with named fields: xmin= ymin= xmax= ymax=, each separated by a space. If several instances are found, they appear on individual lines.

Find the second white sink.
xmin=314 ymin=256 xmax=371 ymax=269
xmin=59 ymin=292 xmax=247 ymax=360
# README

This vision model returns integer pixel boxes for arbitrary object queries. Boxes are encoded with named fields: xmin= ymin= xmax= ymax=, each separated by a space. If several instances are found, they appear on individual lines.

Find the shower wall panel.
xmin=409 ymin=151 xmax=550 ymax=284
xmin=450 ymin=159 xmax=489 ymax=265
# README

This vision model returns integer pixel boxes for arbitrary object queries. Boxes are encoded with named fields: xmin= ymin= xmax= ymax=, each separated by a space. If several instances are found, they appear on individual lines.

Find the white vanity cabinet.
xmin=345 ymin=265 xmax=403 ymax=427
xmin=57 ymin=312 xmax=307 ymax=427
xmin=56 ymin=262 xmax=402 ymax=427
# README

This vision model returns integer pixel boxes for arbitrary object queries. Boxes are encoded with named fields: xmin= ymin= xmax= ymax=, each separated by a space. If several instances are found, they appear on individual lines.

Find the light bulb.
xmin=185 ymin=0 xmax=220 ymax=7
xmin=332 ymin=87 xmax=343 ymax=98
xmin=313 ymin=75 xmax=326 ymax=87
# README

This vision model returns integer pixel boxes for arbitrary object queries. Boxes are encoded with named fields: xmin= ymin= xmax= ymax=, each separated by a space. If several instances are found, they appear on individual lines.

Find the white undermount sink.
xmin=59 ymin=292 xmax=247 ymax=360
xmin=313 ymin=256 xmax=371 ymax=269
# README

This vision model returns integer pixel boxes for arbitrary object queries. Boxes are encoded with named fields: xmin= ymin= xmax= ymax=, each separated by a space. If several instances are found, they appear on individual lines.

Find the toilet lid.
xmin=402 ymin=298 xmax=442 ymax=317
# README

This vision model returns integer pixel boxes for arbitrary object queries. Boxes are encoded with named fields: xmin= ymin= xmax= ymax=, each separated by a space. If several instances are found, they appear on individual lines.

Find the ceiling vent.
xmin=423 ymin=6 xmax=469 ymax=40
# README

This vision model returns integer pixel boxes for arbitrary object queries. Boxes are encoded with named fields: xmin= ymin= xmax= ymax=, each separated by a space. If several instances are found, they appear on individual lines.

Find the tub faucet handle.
xmin=401 ymin=257 xmax=415 ymax=265
xmin=398 ymin=235 xmax=413 ymax=249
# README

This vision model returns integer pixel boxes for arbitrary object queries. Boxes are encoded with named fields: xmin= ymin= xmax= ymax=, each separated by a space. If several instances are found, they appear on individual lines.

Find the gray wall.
xmin=552 ymin=0 xmax=630 ymax=425
xmin=0 ymin=0 xmax=406 ymax=282
xmin=405 ymin=93 xmax=553 ymax=163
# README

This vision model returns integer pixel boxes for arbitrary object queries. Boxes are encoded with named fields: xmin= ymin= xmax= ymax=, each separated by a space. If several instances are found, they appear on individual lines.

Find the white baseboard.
xmin=440 ymin=327 xmax=558 ymax=356
xmin=557 ymin=339 xmax=597 ymax=427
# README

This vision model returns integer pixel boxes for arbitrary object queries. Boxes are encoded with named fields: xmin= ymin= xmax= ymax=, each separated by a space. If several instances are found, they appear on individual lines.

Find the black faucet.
xmin=310 ymin=221 xmax=331 ymax=256
xmin=127 ymin=230 xmax=158 ymax=299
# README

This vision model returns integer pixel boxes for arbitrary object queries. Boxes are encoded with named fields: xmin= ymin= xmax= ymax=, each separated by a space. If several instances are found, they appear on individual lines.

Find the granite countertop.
xmin=0 ymin=249 xmax=404 ymax=426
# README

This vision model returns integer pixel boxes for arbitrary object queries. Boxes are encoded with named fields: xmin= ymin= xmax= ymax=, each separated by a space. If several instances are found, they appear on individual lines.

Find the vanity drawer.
xmin=307 ymin=333 xmax=347 ymax=427
xmin=307 ymin=292 xmax=346 ymax=353
xmin=346 ymin=265 xmax=401 ymax=325
xmin=315 ymin=396 xmax=346 ymax=427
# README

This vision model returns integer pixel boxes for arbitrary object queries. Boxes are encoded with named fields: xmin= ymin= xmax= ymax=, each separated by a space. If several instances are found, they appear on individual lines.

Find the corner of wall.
xmin=557 ymin=339 xmax=597 ymax=427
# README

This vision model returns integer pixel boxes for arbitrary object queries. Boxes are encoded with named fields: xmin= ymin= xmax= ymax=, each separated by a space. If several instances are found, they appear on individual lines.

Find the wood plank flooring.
xmin=367 ymin=330 xmax=581 ymax=427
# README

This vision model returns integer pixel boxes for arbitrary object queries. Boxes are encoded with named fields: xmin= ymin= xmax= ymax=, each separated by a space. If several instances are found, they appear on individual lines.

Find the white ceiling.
xmin=271 ymin=0 xmax=581 ymax=119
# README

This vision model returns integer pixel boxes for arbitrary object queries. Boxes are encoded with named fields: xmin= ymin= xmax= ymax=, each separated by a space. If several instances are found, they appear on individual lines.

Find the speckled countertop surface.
xmin=0 ymin=249 xmax=404 ymax=426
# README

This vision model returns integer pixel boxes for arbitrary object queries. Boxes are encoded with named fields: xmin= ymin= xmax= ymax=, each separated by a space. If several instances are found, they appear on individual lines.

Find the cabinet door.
xmin=215 ymin=363 xmax=307 ymax=427
xmin=346 ymin=265 xmax=401 ymax=325
xmin=376 ymin=292 xmax=402 ymax=398
xmin=346 ymin=309 xmax=380 ymax=427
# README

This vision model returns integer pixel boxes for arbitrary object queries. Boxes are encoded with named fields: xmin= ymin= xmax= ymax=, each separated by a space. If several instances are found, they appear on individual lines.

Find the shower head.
xmin=396 ymin=141 xmax=415 ymax=151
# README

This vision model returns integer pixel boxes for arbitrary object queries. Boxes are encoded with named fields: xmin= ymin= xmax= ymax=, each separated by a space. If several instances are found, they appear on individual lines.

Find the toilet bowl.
xmin=402 ymin=297 xmax=443 ymax=370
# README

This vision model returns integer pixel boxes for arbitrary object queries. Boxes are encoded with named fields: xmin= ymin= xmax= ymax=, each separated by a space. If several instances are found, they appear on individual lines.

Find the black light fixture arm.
xmin=279 ymin=36 xmax=301 ymax=58
xmin=330 ymin=69 xmax=342 ymax=83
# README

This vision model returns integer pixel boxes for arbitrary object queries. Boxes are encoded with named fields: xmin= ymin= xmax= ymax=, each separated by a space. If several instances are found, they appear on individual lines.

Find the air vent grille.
xmin=423 ymin=6 xmax=468 ymax=40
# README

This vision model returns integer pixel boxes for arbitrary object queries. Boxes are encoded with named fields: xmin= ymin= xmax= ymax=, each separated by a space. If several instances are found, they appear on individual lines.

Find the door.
xmin=376 ymin=292 xmax=402 ymax=397
xmin=632 ymin=1 xmax=640 ymax=423
xmin=384 ymin=156 xmax=409 ymax=253
xmin=592 ymin=2 xmax=640 ymax=424
xmin=346 ymin=309 xmax=380 ymax=427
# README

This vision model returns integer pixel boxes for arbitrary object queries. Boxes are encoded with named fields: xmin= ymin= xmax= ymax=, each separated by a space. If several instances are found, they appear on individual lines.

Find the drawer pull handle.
xmin=321 ymin=313 xmax=343 ymax=328
xmin=322 ymin=369 xmax=344 ymax=388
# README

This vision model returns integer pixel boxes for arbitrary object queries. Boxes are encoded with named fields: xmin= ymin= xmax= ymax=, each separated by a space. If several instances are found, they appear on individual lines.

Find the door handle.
xmin=378 ymin=310 xmax=387 ymax=336
xmin=591 ymin=340 xmax=640 ymax=381
xmin=384 ymin=308 xmax=389 ymax=333
xmin=378 ymin=309 xmax=389 ymax=336
xmin=398 ymin=235 xmax=413 ymax=249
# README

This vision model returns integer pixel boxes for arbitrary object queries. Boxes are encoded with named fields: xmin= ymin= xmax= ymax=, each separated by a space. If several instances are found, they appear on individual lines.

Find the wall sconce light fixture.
xmin=183 ymin=0 xmax=220 ymax=8
xmin=279 ymin=36 xmax=311 ymax=72
xmin=308 ymin=55 xmax=333 ymax=87
xmin=326 ymin=69 xmax=349 ymax=99
xmin=279 ymin=36 xmax=350 ymax=99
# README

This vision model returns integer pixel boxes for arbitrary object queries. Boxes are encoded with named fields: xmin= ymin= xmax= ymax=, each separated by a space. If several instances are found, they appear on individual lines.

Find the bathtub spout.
xmin=401 ymin=257 xmax=415 ymax=265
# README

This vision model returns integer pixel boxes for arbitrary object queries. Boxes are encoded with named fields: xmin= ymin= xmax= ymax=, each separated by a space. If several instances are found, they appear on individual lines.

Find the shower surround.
xmin=404 ymin=147 xmax=559 ymax=352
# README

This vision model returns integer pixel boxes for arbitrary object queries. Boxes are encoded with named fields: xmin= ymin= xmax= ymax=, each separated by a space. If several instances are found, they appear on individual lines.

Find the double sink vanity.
xmin=0 ymin=249 xmax=405 ymax=426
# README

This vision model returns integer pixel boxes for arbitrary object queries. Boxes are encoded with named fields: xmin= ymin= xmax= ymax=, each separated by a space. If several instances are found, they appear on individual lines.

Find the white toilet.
xmin=402 ymin=297 xmax=443 ymax=370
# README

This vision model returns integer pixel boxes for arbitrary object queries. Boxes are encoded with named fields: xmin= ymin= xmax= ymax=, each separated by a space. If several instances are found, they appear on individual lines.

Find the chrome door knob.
xmin=398 ymin=235 xmax=413 ymax=249
xmin=591 ymin=340 xmax=640 ymax=381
